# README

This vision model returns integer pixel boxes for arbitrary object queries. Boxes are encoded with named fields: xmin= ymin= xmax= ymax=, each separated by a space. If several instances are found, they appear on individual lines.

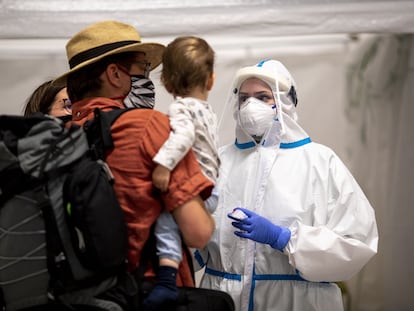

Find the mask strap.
xmin=117 ymin=64 xmax=131 ymax=77
xmin=110 ymin=95 xmax=127 ymax=101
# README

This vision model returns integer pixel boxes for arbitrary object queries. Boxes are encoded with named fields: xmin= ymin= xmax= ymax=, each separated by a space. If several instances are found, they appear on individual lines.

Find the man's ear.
xmin=105 ymin=63 xmax=123 ymax=88
xmin=206 ymin=72 xmax=215 ymax=91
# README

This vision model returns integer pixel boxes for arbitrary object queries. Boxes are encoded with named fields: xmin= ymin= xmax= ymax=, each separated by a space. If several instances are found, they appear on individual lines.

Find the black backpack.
xmin=0 ymin=109 xmax=235 ymax=311
xmin=0 ymin=109 xmax=133 ymax=311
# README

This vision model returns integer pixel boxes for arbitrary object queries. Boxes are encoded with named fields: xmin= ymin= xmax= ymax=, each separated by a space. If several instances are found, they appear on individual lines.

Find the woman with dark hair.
xmin=23 ymin=79 xmax=71 ymax=118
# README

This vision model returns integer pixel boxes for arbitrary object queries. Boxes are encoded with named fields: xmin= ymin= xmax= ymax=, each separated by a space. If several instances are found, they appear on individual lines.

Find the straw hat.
xmin=55 ymin=20 xmax=165 ymax=83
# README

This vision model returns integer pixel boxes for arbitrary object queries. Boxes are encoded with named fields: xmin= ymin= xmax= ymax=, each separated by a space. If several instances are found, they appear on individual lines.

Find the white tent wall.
xmin=343 ymin=34 xmax=414 ymax=311
xmin=0 ymin=1 xmax=413 ymax=310
xmin=332 ymin=34 xmax=414 ymax=311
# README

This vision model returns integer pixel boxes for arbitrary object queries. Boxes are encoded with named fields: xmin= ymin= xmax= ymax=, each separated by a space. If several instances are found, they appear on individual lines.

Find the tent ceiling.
xmin=1 ymin=0 xmax=413 ymax=41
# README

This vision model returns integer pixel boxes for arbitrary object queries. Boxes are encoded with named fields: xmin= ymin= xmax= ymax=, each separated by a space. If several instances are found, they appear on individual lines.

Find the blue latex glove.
xmin=228 ymin=207 xmax=291 ymax=251
xmin=143 ymin=266 xmax=178 ymax=311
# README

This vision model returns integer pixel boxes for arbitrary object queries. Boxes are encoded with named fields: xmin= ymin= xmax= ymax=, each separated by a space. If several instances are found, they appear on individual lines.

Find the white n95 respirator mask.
xmin=238 ymin=97 xmax=277 ymax=138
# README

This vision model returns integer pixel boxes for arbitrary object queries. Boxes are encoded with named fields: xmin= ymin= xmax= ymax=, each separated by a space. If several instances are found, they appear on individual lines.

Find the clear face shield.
xmin=218 ymin=60 xmax=298 ymax=146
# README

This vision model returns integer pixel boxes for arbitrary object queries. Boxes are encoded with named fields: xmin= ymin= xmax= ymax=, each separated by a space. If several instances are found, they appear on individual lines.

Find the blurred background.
xmin=0 ymin=1 xmax=413 ymax=310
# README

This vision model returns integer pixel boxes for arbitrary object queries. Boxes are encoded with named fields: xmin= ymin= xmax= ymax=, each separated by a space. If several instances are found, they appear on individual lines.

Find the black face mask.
xmin=123 ymin=75 xmax=155 ymax=109
xmin=56 ymin=114 xmax=72 ymax=124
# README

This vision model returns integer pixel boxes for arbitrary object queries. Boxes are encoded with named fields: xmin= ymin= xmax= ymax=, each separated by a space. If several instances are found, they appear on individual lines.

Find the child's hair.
xmin=161 ymin=36 xmax=215 ymax=97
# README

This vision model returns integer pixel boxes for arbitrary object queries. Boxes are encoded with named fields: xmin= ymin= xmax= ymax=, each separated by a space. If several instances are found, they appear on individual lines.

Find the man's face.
xmin=115 ymin=52 xmax=151 ymax=97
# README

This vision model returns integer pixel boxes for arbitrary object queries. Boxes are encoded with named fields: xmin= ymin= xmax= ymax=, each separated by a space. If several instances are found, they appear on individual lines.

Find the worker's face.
xmin=238 ymin=78 xmax=275 ymax=108
xmin=237 ymin=78 xmax=277 ymax=139
xmin=49 ymin=87 xmax=71 ymax=117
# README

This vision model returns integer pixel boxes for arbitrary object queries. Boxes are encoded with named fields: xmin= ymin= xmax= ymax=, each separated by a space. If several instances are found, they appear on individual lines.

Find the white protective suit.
xmin=198 ymin=60 xmax=378 ymax=311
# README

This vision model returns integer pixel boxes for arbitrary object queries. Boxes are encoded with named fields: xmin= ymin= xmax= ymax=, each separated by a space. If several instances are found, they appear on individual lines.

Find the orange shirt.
xmin=71 ymin=97 xmax=213 ymax=286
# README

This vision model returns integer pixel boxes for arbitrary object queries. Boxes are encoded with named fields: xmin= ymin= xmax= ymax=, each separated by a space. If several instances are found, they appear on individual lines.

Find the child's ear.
xmin=165 ymin=84 xmax=174 ymax=94
xmin=161 ymin=78 xmax=174 ymax=94
xmin=206 ymin=72 xmax=215 ymax=91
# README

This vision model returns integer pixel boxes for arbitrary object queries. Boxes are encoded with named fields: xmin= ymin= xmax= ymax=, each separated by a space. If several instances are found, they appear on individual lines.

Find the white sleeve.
xmin=285 ymin=154 xmax=378 ymax=282
xmin=153 ymin=101 xmax=195 ymax=170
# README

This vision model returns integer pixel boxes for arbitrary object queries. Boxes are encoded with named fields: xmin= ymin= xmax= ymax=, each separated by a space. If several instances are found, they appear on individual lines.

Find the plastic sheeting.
xmin=0 ymin=1 xmax=414 ymax=310
xmin=343 ymin=34 xmax=413 ymax=311
xmin=0 ymin=0 xmax=413 ymax=39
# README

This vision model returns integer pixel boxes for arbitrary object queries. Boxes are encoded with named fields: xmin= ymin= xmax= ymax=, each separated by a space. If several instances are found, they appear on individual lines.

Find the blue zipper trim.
xmin=280 ymin=137 xmax=312 ymax=148
xmin=248 ymin=265 xmax=257 ymax=311
xmin=193 ymin=250 xmax=205 ymax=268
xmin=204 ymin=267 xmax=242 ymax=281
xmin=235 ymin=138 xmax=256 ymax=149
xmin=254 ymin=273 xmax=307 ymax=281
xmin=204 ymin=268 xmax=313 ymax=283
xmin=206 ymin=266 xmax=330 ymax=311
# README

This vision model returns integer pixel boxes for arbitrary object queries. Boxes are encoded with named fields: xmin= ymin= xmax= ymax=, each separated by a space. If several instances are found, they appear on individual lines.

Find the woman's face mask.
xmin=238 ymin=97 xmax=277 ymax=138
xmin=123 ymin=75 xmax=155 ymax=109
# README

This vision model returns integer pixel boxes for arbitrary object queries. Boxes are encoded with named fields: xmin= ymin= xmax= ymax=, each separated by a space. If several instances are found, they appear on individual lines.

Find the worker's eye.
xmin=256 ymin=95 xmax=273 ymax=103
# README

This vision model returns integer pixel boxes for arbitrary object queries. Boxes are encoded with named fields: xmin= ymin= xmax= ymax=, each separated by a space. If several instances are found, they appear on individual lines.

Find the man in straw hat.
xmin=58 ymin=20 xmax=216 ymax=309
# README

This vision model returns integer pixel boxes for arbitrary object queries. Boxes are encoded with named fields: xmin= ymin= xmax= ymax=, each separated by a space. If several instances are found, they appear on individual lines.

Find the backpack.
xmin=0 ymin=109 xmax=235 ymax=311
xmin=0 ymin=109 xmax=133 ymax=311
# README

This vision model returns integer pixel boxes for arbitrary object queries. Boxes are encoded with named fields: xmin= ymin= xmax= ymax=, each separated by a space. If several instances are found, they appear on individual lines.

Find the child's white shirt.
xmin=153 ymin=96 xmax=220 ymax=183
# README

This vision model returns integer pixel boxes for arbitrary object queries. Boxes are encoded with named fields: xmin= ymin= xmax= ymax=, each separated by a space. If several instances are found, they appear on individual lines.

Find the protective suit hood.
xmin=230 ymin=59 xmax=310 ymax=148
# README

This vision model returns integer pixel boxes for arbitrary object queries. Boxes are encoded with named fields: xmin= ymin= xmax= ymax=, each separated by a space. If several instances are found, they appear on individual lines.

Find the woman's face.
xmin=49 ymin=87 xmax=71 ymax=117
xmin=239 ymin=78 xmax=275 ymax=107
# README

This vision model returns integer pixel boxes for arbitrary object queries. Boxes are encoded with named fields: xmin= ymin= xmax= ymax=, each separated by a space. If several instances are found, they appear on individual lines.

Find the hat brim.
xmin=54 ymin=42 xmax=165 ymax=85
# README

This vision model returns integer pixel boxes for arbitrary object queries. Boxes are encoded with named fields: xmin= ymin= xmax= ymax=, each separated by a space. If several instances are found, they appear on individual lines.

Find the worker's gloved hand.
xmin=143 ymin=266 xmax=178 ymax=311
xmin=228 ymin=207 xmax=291 ymax=251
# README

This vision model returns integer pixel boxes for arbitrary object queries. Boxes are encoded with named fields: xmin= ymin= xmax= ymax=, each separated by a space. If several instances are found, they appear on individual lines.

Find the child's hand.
xmin=152 ymin=164 xmax=171 ymax=192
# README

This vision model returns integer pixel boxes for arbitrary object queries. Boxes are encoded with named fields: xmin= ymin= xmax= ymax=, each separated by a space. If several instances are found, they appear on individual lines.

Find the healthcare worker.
xmin=197 ymin=59 xmax=378 ymax=311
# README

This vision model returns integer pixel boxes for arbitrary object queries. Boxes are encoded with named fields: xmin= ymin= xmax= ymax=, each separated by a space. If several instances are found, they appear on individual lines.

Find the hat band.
xmin=69 ymin=40 xmax=140 ymax=69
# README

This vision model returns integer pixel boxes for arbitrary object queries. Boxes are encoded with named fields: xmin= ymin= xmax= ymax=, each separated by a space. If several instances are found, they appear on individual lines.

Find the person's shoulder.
xmin=121 ymin=108 xmax=169 ymax=123
xmin=307 ymin=141 xmax=334 ymax=153
xmin=305 ymin=141 xmax=347 ymax=166
xmin=110 ymin=108 xmax=170 ymax=137
xmin=302 ymin=141 xmax=333 ymax=156
xmin=124 ymin=107 xmax=167 ymax=116
xmin=218 ymin=143 xmax=237 ymax=157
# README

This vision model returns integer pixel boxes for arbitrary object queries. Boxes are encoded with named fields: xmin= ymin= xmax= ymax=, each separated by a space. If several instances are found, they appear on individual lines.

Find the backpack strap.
xmin=96 ymin=107 xmax=137 ymax=149
xmin=84 ymin=108 xmax=137 ymax=160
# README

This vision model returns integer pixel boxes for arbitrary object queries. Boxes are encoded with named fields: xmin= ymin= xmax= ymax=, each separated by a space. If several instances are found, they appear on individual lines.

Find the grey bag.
xmin=0 ymin=113 xmax=130 ymax=311
xmin=0 ymin=186 xmax=50 ymax=310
